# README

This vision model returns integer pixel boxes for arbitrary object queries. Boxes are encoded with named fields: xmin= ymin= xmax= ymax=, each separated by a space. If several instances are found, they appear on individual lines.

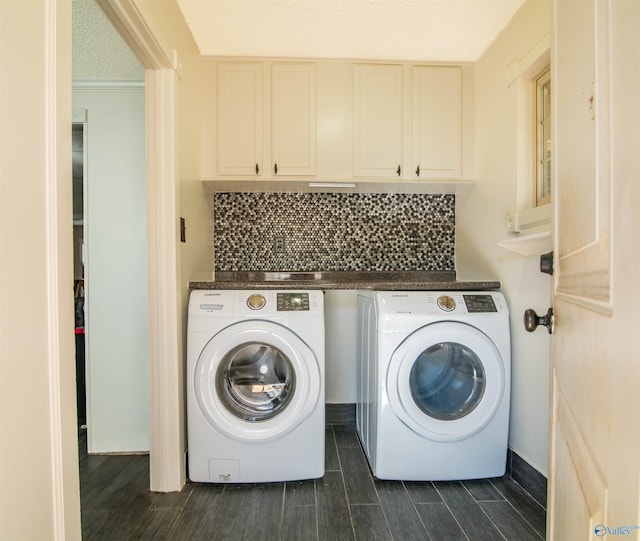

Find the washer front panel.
xmin=387 ymin=321 xmax=505 ymax=442
xmin=195 ymin=320 xmax=321 ymax=442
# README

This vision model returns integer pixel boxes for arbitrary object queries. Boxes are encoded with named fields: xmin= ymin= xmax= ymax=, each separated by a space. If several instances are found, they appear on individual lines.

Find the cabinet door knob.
xmin=416 ymin=165 xmax=420 ymax=177
xmin=396 ymin=165 xmax=401 ymax=176
xmin=274 ymin=163 xmax=278 ymax=175
xmin=255 ymin=163 xmax=259 ymax=175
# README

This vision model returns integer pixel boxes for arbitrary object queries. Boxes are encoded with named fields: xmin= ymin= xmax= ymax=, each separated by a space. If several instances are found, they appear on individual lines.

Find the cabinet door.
xmin=217 ymin=63 xmax=263 ymax=176
xmin=353 ymin=64 xmax=403 ymax=177
xmin=272 ymin=63 xmax=317 ymax=176
xmin=412 ymin=66 xmax=462 ymax=179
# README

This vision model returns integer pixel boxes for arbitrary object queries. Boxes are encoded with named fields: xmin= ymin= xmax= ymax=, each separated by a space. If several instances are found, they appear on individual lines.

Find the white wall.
xmin=73 ymin=87 xmax=149 ymax=453
xmin=325 ymin=291 xmax=359 ymax=403
xmin=457 ymin=0 xmax=552 ymax=475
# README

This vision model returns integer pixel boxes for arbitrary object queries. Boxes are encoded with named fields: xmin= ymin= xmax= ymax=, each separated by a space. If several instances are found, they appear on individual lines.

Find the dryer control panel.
xmin=373 ymin=291 xmax=507 ymax=318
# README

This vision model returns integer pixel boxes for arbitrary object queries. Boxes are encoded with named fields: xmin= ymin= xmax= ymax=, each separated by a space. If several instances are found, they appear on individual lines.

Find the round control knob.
xmin=247 ymin=294 xmax=266 ymax=310
xmin=437 ymin=295 xmax=456 ymax=311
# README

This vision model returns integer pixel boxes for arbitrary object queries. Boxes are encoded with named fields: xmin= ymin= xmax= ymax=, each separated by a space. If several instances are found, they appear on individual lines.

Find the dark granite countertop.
xmin=188 ymin=271 xmax=501 ymax=291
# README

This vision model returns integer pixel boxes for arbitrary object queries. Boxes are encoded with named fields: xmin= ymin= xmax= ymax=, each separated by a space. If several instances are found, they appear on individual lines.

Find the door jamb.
xmin=96 ymin=0 xmax=184 ymax=491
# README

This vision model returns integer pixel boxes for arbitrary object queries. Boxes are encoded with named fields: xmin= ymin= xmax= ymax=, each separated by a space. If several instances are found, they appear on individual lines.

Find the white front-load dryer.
xmin=356 ymin=290 xmax=510 ymax=481
xmin=187 ymin=290 xmax=324 ymax=483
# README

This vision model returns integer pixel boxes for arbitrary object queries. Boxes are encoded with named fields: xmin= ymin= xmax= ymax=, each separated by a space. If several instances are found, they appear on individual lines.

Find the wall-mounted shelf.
xmin=498 ymin=231 xmax=552 ymax=256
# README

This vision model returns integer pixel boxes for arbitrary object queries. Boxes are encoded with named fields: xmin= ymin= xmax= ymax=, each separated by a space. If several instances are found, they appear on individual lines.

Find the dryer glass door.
xmin=387 ymin=321 xmax=506 ymax=442
xmin=409 ymin=342 xmax=485 ymax=421
xmin=217 ymin=342 xmax=295 ymax=421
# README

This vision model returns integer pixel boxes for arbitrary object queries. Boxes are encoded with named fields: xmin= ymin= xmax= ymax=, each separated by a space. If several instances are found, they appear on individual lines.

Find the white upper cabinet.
xmin=412 ymin=66 xmax=462 ymax=179
xmin=353 ymin=64 xmax=404 ymax=178
xmin=352 ymin=64 xmax=464 ymax=180
xmin=272 ymin=63 xmax=317 ymax=176
xmin=216 ymin=62 xmax=263 ymax=176
xmin=205 ymin=59 xmax=471 ymax=185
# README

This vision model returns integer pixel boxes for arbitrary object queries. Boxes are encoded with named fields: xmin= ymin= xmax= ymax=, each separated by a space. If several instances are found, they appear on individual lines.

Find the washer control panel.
xmin=436 ymin=295 xmax=456 ymax=311
xmin=246 ymin=294 xmax=266 ymax=310
xmin=245 ymin=292 xmax=311 ymax=311
xmin=276 ymin=292 xmax=310 ymax=311
xmin=462 ymin=294 xmax=498 ymax=313
xmin=190 ymin=290 xmax=322 ymax=316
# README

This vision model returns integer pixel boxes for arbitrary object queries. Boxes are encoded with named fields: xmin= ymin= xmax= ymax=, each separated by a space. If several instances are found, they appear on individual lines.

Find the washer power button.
xmin=437 ymin=295 xmax=456 ymax=312
xmin=247 ymin=294 xmax=266 ymax=310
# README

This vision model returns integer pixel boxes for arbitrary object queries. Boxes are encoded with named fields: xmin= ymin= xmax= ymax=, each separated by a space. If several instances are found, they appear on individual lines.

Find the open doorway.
xmin=72 ymin=0 xmax=148 ymax=455
xmin=72 ymin=121 xmax=86 ymax=428
xmin=71 ymin=86 xmax=148 ymax=454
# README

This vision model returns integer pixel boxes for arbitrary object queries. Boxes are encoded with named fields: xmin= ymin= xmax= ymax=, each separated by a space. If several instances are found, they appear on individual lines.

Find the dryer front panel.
xmin=195 ymin=320 xmax=320 ymax=442
xmin=387 ymin=321 xmax=506 ymax=442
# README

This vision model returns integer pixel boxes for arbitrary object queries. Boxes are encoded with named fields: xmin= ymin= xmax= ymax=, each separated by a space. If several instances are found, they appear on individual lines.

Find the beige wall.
xmin=0 ymin=1 xmax=81 ymax=540
xmin=457 ymin=0 xmax=552 ymax=474
xmin=1 ymin=0 xmax=204 ymax=536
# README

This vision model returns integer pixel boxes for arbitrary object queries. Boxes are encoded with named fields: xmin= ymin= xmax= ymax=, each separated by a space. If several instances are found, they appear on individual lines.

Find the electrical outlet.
xmin=274 ymin=236 xmax=285 ymax=253
xmin=506 ymin=213 xmax=520 ymax=234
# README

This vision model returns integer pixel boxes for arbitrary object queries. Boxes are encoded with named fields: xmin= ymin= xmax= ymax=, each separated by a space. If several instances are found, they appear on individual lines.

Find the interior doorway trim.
xmin=96 ymin=0 xmax=184 ymax=491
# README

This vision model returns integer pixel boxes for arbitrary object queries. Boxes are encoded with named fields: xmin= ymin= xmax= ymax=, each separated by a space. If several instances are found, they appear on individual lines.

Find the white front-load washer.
xmin=187 ymin=289 xmax=324 ymax=483
xmin=356 ymin=290 xmax=510 ymax=481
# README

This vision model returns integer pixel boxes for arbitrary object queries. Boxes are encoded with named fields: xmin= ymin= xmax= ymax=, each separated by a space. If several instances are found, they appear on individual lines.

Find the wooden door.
xmin=548 ymin=0 xmax=640 ymax=539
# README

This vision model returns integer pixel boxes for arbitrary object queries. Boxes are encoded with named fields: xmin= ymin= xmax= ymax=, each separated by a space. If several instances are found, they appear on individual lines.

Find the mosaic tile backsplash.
xmin=213 ymin=193 xmax=455 ymax=272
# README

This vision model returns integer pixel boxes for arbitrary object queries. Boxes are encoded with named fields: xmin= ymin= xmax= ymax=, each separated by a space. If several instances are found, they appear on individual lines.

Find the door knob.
xmin=540 ymin=251 xmax=554 ymax=275
xmin=524 ymin=307 xmax=554 ymax=334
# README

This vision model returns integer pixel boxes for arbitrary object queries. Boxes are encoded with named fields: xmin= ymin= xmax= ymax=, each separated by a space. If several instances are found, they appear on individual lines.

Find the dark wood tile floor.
xmin=80 ymin=424 xmax=546 ymax=540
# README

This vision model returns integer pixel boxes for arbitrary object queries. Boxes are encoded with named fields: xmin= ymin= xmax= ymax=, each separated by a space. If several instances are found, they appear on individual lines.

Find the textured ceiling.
xmin=72 ymin=0 xmax=525 ymax=79
xmin=176 ymin=0 xmax=526 ymax=62
xmin=72 ymin=0 xmax=143 ymax=81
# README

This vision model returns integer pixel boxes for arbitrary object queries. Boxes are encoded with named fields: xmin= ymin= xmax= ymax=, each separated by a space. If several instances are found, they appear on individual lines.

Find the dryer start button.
xmin=247 ymin=294 xmax=266 ymax=310
xmin=437 ymin=295 xmax=456 ymax=312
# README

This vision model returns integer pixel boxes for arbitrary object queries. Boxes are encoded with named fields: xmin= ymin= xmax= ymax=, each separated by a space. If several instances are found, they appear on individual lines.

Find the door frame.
xmin=96 ymin=0 xmax=184 ymax=492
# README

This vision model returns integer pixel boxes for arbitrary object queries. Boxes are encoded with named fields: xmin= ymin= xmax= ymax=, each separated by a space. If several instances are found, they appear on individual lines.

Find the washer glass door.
xmin=195 ymin=320 xmax=320 ymax=442
xmin=387 ymin=322 xmax=505 ymax=442
xmin=217 ymin=342 xmax=295 ymax=421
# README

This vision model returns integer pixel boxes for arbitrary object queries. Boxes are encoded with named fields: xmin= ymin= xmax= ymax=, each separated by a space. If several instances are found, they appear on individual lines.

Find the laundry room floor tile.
xmin=79 ymin=423 xmax=546 ymax=541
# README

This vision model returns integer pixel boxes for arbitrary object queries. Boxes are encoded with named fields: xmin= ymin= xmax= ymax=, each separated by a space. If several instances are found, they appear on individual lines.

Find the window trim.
xmin=533 ymin=67 xmax=551 ymax=207
xmin=508 ymin=34 xmax=551 ymax=234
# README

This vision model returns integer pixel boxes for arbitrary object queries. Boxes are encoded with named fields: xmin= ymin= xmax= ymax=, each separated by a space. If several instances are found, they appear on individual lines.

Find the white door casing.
xmin=548 ymin=0 xmax=640 ymax=539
